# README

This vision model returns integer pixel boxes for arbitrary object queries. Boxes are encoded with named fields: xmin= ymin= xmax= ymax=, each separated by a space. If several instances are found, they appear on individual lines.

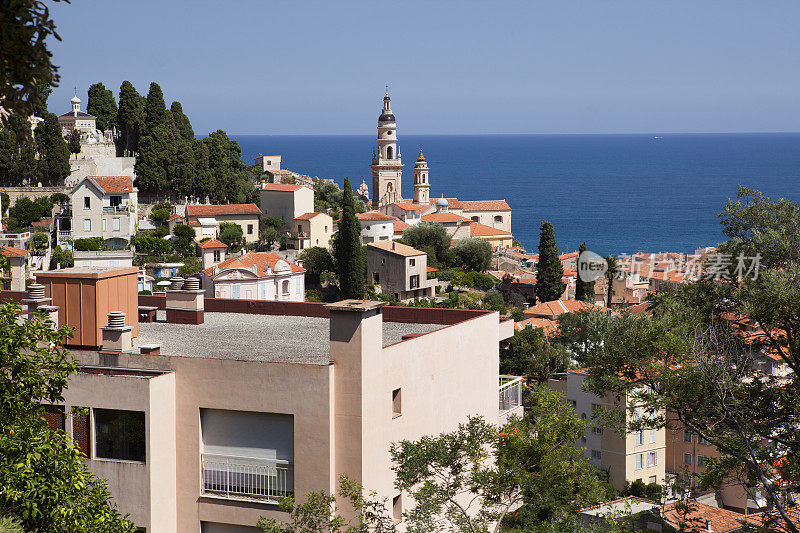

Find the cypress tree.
xmin=335 ymin=177 xmax=365 ymax=299
xmin=535 ymin=221 xmax=565 ymax=303
xmin=144 ymin=82 xmax=168 ymax=132
xmin=67 ymin=129 xmax=81 ymax=159
xmin=0 ymin=128 xmax=18 ymax=183
xmin=117 ymin=81 xmax=145 ymax=156
xmin=170 ymin=101 xmax=195 ymax=141
xmin=86 ymin=82 xmax=118 ymax=132
xmin=34 ymin=113 xmax=70 ymax=185
xmin=575 ymin=241 xmax=595 ymax=302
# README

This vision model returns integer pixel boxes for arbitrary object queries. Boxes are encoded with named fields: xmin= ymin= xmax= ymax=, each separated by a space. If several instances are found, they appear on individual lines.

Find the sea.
xmin=231 ymin=133 xmax=800 ymax=256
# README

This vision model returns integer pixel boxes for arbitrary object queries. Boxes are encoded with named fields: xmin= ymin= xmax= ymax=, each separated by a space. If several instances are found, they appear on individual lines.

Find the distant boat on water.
xmin=653 ymin=136 xmax=664 ymax=140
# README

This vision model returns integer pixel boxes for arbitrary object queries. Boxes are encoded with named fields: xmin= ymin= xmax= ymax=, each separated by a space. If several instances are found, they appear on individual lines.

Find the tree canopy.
xmin=575 ymin=242 xmax=594 ymax=302
xmin=452 ymin=237 xmax=493 ymax=272
xmin=334 ymin=178 xmax=364 ymax=299
xmin=535 ymin=221 xmax=565 ymax=303
xmin=86 ymin=82 xmax=117 ymax=132
xmin=402 ymin=223 xmax=451 ymax=266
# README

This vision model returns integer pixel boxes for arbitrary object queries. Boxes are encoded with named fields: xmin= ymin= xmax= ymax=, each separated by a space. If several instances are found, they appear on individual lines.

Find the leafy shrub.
xmin=73 ymin=237 xmax=104 ymax=251
xmin=306 ymin=289 xmax=322 ymax=302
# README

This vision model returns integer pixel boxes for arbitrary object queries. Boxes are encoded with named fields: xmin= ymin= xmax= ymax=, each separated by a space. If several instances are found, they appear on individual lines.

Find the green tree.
xmin=500 ymin=325 xmax=569 ymax=383
xmin=170 ymin=101 xmax=194 ymax=141
xmin=134 ymin=123 xmax=176 ymax=193
xmin=67 ymin=128 xmax=81 ymax=158
xmin=453 ymin=238 xmax=492 ymax=272
xmin=116 ymin=81 xmax=145 ymax=156
xmin=8 ymin=195 xmax=50 ymax=229
xmin=144 ymin=82 xmax=168 ymax=132
xmin=172 ymin=224 xmax=197 ymax=257
xmin=149 ymin=208 xmax=170 ymax=223
xmin=552 ymin=308 xmax=612 ymax=367
xmin=86 ymin=82 xmax=118 ymax=132
xmin=298 ymin=246 xmax=334 ymax=286
xmin=603 ymin=255 xmax=620 ymax=309
xmin=535 ymin=221 xmax=565 ymax=303
xmin=0 ymin=129 xmax=18 ymax=183
xmin=575 ymin=242 xmax=595 ymax=302
xmin=49 ymin=245 xmax=73 ymax=269
xmin=402 ymin=223 xmax=451 ymax=266
xmin=571 ymin=188 xmax=800 ymax=533
xmin=0 ymin=0 xmax=63 ymax=123
xmin=178 ymin=257 xmax=201 ymax=277
xmin=0 ymin=302 xmax=136 ymax=532
xmin=260 ymin=226 xmax=281 ymax=250
xmin=34 ymin=113 xmax=70 ymax=185
xmin=334 ymin=178 xmax=364 ymax=299
xmin=218 ymin=222 xmax=244 ymax=251
xmin=73 ymin=237 xmax=104 ymax=251
xmin=483 ymin=288 xmax=506 ymax=312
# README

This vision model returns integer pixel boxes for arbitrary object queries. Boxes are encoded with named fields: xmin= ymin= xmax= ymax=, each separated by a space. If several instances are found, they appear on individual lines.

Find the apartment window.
xmin=591 ymin=426 xmax=603 ymax=435
xmin=591 ymin=403 xmax=601 ymax=412
xmin=636 ymin=431 xmax=643 ymax=446
xmin=649 ymin=476 xmax=657 ymax=484
xmin=84 ymin=196 xmax=90 ymax=209
xmin=102 ymin=218 xmax=107 ymax=232
xmin=409 ymin=274 xmax=419 ymax=289
xmin=213 ymin=250 xmax=221 ymax=262
xmin=392 ymin=388 xmax=401 ymax=418
xmin=110 ymin=195 xmax=122 ymax=207
xmin=494 ymin=215 xmax=503 ymax=223
xmin=635 ymin=454 xmax=643 ymax=470
xmin=113 ymin=217 xmax=120 ymax=231
xmin=373 ymin=272 xmax=380 ymax=284
xmin=591 ymin=450 xmax=602 ymax=460
xmin=471 ymin=216 xmax=479 ymax=222
xmin=232 ymin=284 xmax=240 ymax=299
xmin=698 ymin=435 xmax=709 ymax=446
xmin=381 ymin=257 xmax=385 ymax=265
xmin=571 ymin=400 xmax=577 ymax=408
xmin=649 ymin=429 xmax=656 ymax=443
xmin=409 ymin=258 xmax=415 ymax=266
xmin=647 ymin=451 xmax=658 ymax=467
xmin=684 ymin=453 xmax=693 ymax=465
xmin=94 ymin=409 xmax=146 ymax=462
xmin=247 ymin=224 xmax=253 ymax=235
xmin=324 ymin=226 xmax=328 ymax=232
xmin=393 ymin=494 xmax=402 ymax=524
xmin=697 ymin=455 xmax=709 ymax=467
xmin=684 ymin=430 xmax=692 ymax=443
xmin=635 ymin=406 xmax=643 ymax=420
xmin=281 ymin=280 xmax=289 ymax=295
xmin=84 ymin=218 xmax=91 ymax=231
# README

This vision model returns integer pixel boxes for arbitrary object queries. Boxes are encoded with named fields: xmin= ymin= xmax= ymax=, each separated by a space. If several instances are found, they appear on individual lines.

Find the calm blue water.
xmin=231 ymin=134 xmax=800 ymax=256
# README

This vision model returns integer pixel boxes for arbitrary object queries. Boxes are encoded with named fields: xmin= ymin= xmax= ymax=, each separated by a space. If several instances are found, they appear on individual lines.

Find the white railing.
xmin=57 ymin=230 xmax=73 ymax=242
xmin=103 ymin=205 xmax=133 ymax=213
xmin=499 ymin=375 xmax=523 ymax=413
xmin=201 ymin=454 xmax=293 ymax=502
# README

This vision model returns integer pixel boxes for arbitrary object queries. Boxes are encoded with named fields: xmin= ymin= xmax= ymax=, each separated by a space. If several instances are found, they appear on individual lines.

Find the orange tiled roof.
xmin=294 ymin=212 xmax=324 ymax=220
xmin=88 ymin=176 xmax=134 ymax=194
xmin=392 ymin=202 xmax=424 ymax=212
xmin=421 ymin=212 xmax=471 ymax=224
xmin=198 ymin=238 xmax=228 ymax=249
xmin=186 ymin=204 xmax=262 ymax=217
xmin=393 ymin=218 xmax=410 ymax=233
xmin=428 ymin=197 xmax=463 ymax=210
xmin=523 ymin=299 xmax=607 ymax=318
xmin=459 ymin=199 xmax=510 ymax=212
xmin=560 ymin=251 xmax=579 ymax=260
xmin=204 ymin=252 xmax=304 ymax=278
xmin=31 ymin=217 xmax=53 ymax=228
xmin=262 ymin=183 xmax=303 ymax=192
xmin=470 ymin=222 xmax=512 ymax=237
xmin=663 ymin=500 xmax=746 ymax=533
xmin=367 ymin=241 xmax=425 ymax=257
xmin=514 ymin=316 xmax=558 ymax=336
xmin=166 ymin=213 xmax=184 ymax=222
xmin=356 ymin=211 xmax=395 ymax=221
xmin=1 ymin=245 xmax=28 ymax=258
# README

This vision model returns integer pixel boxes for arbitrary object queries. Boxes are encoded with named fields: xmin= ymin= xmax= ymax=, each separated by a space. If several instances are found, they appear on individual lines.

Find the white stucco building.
xmin=199 ymin=251 xmax=305 ymax=301
xmin=355 ymin=211 xmax=395 ymax=244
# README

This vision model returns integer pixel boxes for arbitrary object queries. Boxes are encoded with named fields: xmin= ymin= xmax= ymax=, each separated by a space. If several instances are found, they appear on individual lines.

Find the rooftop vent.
xmin=101 ymin=311 xmax=133 ymax=352
xmin=183 ymin=277 xmax=200 ymax=291
xmin=170 ymin=276 xmax=185 ymax=290
xmin=28 ymin=283 xmax=45 ymax=300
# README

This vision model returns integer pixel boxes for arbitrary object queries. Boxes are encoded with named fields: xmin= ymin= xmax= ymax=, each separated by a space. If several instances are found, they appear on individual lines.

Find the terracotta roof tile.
xmin=88 ymin=176 xmax=134 ymax=194
xmin=262 ymin=183 xmax=303 ymax=192
xmin=166 ymin=213 xmax=184 ymax=222
xmin=428 ymin=197 xmax=463 ymax=210
xmin=393 ymin=218 xmax=410 ymax=233
xmin=204 ymin=252 xmax=303 ymax=278
xmin=459 ymin=199 xmax=510 ymax=212
xmin=1 ymin=245 xmax=28 ymax=258
xmin=392 ymin=202 xmax=424 ymax=212
xmin=514 ymin=317 xmax=558 ymax=336
xmin=198 ymin=238 xmax=228 ymax=249
xmin=523 ymin=299 xmax=608 ymax=319
xmin=470 ymin=222 xmax=512 ymax=237
xmin=186 ymin=204 xmax=262 ymax=217
xmin=368 ymin=241 xmax=426 ymax=257
xmin=294 ymin=212 xmax=324 ymax=220
xmin=663 ymin=501 xmax=746 ymax=533
xmin=421 ymin=212 xmax=471 ymax=224
xmin=356 ymin=211 xmax=395 ymax=221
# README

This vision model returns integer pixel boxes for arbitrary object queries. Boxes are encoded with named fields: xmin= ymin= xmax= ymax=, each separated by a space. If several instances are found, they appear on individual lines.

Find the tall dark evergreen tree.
xmin=134 ymin=124 xmax=176 ymax=194
xmin=0 ymin=128 xmax=17 ymax=184
xmin=170 ymin=101 xmax=195 ymax=141
xmin=86 ymin=82 xmax=118 ymax=132
xmin=144 ymin=82 xmax=167 ymax=132
xmin=67 ymin=128 xmax=81 ymax=159
xmin=535 ymin=221 xmax=565 ymax=303
xmin=335 ymin=178 xmax=365 ymax=299
xmin=8 ymin=114 xmax=36 ymax=185
xmin=34 ymin=113 xmax=70 ymax=185
xmin=31 ymin=80 xmax=53 ymax=117
xmin=117 ymin=81 xmax=145 ymax=156
xmin=574 ymin=241 xmax=595 ymax=302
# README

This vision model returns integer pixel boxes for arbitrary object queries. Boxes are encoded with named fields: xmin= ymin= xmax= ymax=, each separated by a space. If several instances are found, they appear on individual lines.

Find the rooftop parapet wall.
xmin=136 ymin=293 xmax=490 ymax=325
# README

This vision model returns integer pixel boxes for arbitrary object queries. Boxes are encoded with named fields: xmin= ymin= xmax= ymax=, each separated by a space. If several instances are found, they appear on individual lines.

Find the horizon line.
xmin=224 ymin=130 xmax=800 ymax=137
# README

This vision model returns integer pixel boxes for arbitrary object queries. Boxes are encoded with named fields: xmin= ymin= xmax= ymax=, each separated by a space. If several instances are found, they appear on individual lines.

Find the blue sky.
xmin=48 ymin=1 xmax=799 ymax=135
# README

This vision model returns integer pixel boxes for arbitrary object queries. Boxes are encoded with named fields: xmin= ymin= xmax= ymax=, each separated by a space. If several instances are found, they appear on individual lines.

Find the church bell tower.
xmin=412 ymin=150 xmax=430 ymax=205
xmin=370 ymin=91 xmax=403 ymax=208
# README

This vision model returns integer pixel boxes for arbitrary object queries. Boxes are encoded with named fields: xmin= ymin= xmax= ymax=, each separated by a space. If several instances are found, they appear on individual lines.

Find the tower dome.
xmin=436 ymin=196 xmax=448 ymax=207
xmin=70 ymin=95 xmax=81 ymax=104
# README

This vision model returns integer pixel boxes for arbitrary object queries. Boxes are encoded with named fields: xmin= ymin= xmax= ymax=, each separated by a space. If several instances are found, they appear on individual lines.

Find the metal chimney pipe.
xmin=170 ymin=276 xmax=185 ymax=290
xmin=107 ymin=311 xmax=126 ymax=328
xmin=183 ymin=277 xmax=200 ymax=291
xmin=28 ymin=283 xmax=45 ymax=300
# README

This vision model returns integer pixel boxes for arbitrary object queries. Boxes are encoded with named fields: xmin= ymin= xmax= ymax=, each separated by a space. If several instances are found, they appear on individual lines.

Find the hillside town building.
xmin=289 ymin=212 xmax=333 ymax=250
xmin=199 ymin=251 xmax=305 ymax=301
xmin=260 ymin=183 xmax=314 ymax=225
xmin=184 ymin=204 xmax=262 ymax=244
xmin=69 ymin=176 xmax=138 ymax=248
xmin=366 ymin=241 xmax=436 ymax=302
xmin=17 ymin=266 xmax=518 ymax=532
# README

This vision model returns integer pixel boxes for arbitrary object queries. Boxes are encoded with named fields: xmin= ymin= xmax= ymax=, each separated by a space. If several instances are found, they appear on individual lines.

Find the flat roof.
xmin=36 ymin=266 xmax=139 ymax=279
xmin=134 ymin=311 xmax=442 ymax=365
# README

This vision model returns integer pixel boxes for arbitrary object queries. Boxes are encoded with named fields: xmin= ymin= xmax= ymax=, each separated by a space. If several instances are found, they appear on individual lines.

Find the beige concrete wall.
xmin=214 ymin=214 xmax=261 ymax=244
xmin=260 ymin=188 xmax=313 ymax=225
xmin=463 ymin=211 xmax=511 ymax=233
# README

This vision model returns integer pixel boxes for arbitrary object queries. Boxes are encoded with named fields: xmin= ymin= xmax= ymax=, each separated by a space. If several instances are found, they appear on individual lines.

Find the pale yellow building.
xmin=185 ymin=204 xmax=263 ymax=244
xmin=289 ymin=212 xmax=333 ymax=251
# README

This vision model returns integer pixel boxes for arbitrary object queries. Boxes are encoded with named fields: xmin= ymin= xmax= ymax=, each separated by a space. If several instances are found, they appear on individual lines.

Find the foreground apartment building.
xmin=22 ymin=266 xmax=518 ymax=533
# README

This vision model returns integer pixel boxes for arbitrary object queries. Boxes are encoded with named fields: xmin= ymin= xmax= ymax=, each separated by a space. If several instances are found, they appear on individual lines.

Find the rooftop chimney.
xmin=140 ymin=344 xmax=161 ymax=356
xmin=165 ymin=276 xmax=204 ymax=324
xmin=22 ymin=283 xmax=59 ymax=326
xmin=101 ymin=311 xmax=133 ymax=352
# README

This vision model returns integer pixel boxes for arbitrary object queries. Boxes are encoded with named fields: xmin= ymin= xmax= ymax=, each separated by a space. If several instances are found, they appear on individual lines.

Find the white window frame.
xmin=84 ymin=218 xmax=91 ymax=231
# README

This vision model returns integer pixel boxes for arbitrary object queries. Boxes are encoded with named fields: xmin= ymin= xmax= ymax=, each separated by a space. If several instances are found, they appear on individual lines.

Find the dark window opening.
xmin=95 ymin=409 xmax=146 ymax=462
xmin=392 ymin=388 xmax=402 ymax=418
xmin=84 ymin=196 xmax=91 ymax=209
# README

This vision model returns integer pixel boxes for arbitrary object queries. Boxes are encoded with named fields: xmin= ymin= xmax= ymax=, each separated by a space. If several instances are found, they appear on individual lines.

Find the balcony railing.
xmin=103 ymin=205 xmax=133 ymax=213
xmin=499 ymin=375 xmax=523 ymax=413
xmin=57 ymin=230 xmax=73 ymax=241
xmin=201 ymin=454 xmax=293 ymax=502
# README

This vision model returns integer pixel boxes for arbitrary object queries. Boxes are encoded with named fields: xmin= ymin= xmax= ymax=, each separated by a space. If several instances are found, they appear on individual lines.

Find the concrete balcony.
xmin=103 ymin=205 xmax=134 ymax=213
xmin=201 ymin=453 xmax=293 ymax=502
